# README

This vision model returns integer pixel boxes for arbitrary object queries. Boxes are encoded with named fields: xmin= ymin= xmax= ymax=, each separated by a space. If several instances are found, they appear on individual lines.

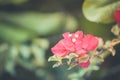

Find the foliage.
xmin=0 ymin=0 xmax=120 ymax=80
xmin=83 ymin=0 xmax=120 ymax=23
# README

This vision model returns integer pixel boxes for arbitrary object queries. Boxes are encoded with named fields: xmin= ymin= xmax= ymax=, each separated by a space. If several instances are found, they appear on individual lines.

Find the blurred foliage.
xmin=0 ymin=12 xmax=65 ymax=43
xmin=83 ymin=0 xmax=120 ymax=24
xmin=0 ymin=0 xmax=28 ymax=4
xmin=79 ymin=14 xmax=114 ymax=40
xmin=1 ymin=38 xmax=49 ymax=75
xmin=0 ymin=0 xmax=120 ymax=80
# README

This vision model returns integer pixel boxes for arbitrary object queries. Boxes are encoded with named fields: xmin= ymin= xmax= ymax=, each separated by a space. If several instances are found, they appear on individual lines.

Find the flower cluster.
xmin=51 ymin=31 xmax=98 ymax=68
xmin=114 ymin=8 xmax=120 ymax=23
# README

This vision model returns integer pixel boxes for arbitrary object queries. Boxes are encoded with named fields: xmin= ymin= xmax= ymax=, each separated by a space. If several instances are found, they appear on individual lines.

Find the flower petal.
xmin=75 ymin=40 xmax=82 ymax=51
xmin=79 ymin=60 xmax=90 ymax=68
xmin=76 ymin=49 xmax=87 ymax=55
xmin=62 ymin=39 xmax=75 ymax=52
xmin=82 ymin=34 xmax=98 ymax=51
xmin=62 ymin=32 xmax=71 ymax=39
xmin=74 ymin=31 xmax=83 ymax=39
xmin=51 ymin=40 xmax=70 ymax=57
xmin=114 ymin=8 xmax=120 ymax=23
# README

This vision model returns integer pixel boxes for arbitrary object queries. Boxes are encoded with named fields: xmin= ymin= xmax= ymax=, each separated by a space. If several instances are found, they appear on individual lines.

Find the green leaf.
xmin=32 ymin=38 xmax=49 ymax=50
xmin=69 ymin=53 xmax=78 ymax=58
xmin=52 ymin=62 xmax=62 ymax=68
xmin=94 ymin=55 xmax=104 ymax=62
xmin=5 ymin=60 xmax=15 ymax=75
xmin=31 ymin=45 xmax=46 ymax=66
xmin=82 ymin=0 xmax=120 ymax=24
xmin=0 ymin=23 xmax=35 ymax=43
xmin=0 ymin=12 xmax=65 ymax=36
xmin=79 ymin=14 xmax=113 ymax=40
xmin=67 ymin=53 xmax=78 ymax=65
xmin=5 ymin=45 xmax=19 ymax=75
xmin=108 ymin=47 xmax=116 ymax=56
xmin=79 ymin=54 xmax=89 ymax=63
xmin=104 ymin=40 xmax=111 ymax=48
xmin=68 ymin=62 xmax=78 ymax=70
xmin=19 ymin=45 xmax=31 ymax=59
xmin=0 ymin=12 xmax=65 ymax=42
xmin=48 ymin=55 xmax=60 ymax=62
xmin=68 ymin=73 xmax=79 ymax=79
xmin=111 ymin=24 xmax=120 ymax=36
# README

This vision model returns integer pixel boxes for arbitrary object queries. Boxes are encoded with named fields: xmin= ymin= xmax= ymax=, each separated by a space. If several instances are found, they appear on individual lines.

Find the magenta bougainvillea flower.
xmin=51 ymin=31 xmax=98 ymax=68
xmin=114 ymin=8 xmax=120 ymax=23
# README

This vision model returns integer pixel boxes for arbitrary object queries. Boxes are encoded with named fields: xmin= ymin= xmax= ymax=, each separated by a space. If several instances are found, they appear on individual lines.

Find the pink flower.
xmin=114 ymin=8 xmax=120 ymax=23
xmin=51 ymin=30 xmax=98 ymax=68
xmin=62 ymin=31 xmax=83 ymax=52
xmin=75 ymin=34 xmax=98 ymax=55
xmin=82 ymin=34 xmax=98 ymax=51
xmin=79 ymin=60 xmax=90 ymax=68
xmin=51 ymin=39 xmax=70 ymax=57
xmin=78 ymin=53 xmax=90 ymax=68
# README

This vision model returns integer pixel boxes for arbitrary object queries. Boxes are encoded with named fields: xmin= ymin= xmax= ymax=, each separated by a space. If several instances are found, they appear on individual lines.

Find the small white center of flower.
xmin=75 ymin=34 xmax=79 ymax=38
xmin=72 ymin=38 xmax=76 ymax=42
xmin=69 ymin=34 xmax=72 ymax=37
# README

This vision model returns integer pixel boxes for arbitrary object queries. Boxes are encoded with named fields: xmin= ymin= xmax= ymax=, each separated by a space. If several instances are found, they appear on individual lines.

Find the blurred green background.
xmin=0 ymin=0 xmax=120 ymax=80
